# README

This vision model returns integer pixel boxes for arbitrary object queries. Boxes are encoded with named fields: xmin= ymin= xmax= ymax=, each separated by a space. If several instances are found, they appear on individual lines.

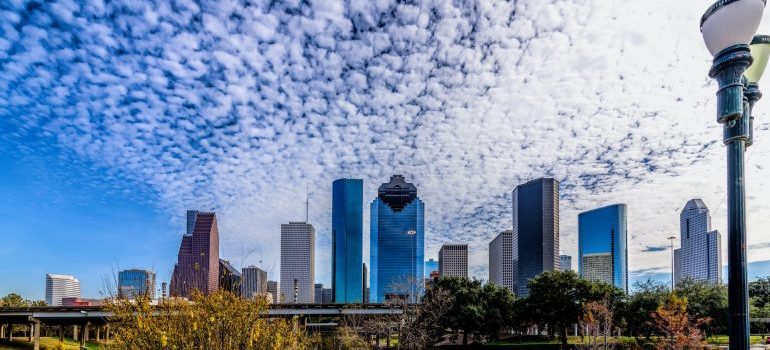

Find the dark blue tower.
xmin=578 ymin=204 xmax=628 ymax=292
xmin=332 ymin=178 xmax=364 ymax=303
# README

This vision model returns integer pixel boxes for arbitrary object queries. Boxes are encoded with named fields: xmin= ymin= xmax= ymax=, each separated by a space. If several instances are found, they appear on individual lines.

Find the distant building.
xmin=513 ymin=178 xmax=560 ymax=297
xmin=219 ymin=260 xmax=241 ymax=295
xmin=46 ymin=274 xmax=81 ymax=306
xmin=489 ymin=230 xmax=514 ymax=292
xmin=314 ymin=283 xmax=324 ymax=304
xmin=559 ymin=255 xmax=573 ymax=272
xmin=332 ymin=178 xmax=364 ymax=303
xmin=362 ymin=263 xmax=368 ymax=304
xmin=322 ymin=288 xmax=333 ymax=304
xmin=675 ymin=199 xmax=722 ymax=285
xmin=674 ymin=249 xmax=682 ymax=285
xmin=578 ymin=204 xmax=628 ymax=292
xmin=425 ymin=259 xmax=438 ymax=277
xmin=170 ymin=211 xmax=220 ymax=298
xmin=241 ymin=266 xmax=267 ymax=299
xmin=370 ymin=175 xmax=425 ymax=303
xmin=267 ymin=280 xmax=279 ymax=303
xmin=118 ymin=269 xmax=156 ymax=299
xmin=61 ymin=297 xmax=102 ymax=307
xmin=439 ymin=244 xmax=468 ymax=278
xmin=280 ymin=222 xmax=315 ymax=303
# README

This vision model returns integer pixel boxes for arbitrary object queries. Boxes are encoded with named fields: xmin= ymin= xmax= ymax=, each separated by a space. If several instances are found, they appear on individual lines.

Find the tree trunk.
xmin=463 ymin=329 xmax=468 ymax=346
xmin=560 ymin=325 xmax=568 ymax=349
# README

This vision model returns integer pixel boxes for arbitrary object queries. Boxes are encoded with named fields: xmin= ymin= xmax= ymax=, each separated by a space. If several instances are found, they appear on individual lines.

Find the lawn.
xmin=0 ymin=337 xmax=102 ymax=350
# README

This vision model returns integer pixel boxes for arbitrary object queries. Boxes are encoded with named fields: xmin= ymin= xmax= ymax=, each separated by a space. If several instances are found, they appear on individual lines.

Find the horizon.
xmin=3 ymin=0 xmax=770 ymax=301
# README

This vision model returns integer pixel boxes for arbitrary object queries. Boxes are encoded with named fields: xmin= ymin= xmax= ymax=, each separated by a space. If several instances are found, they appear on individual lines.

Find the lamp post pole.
xmin=667 ymin=236 xmax=676 ymax=290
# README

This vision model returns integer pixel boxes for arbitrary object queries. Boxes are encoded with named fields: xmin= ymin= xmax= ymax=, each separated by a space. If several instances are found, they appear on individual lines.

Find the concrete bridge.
xmin=0 ymin=304 xmax=402 ymax=349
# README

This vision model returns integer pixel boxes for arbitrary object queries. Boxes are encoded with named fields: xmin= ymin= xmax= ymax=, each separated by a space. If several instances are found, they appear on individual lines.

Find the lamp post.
xmin=701 ymin=1 xmax=767 ymax=349
xmin=667 ymin=235 xmax=677 ymax=290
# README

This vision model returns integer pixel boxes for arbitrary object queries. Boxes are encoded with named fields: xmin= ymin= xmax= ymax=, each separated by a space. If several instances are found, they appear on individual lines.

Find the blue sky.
xmin=3 ymin=0 xmax=770 ymax=300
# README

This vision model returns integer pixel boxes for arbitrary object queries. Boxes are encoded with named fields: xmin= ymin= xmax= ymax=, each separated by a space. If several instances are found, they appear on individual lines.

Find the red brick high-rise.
xmin=170 ymin=211 xmax=219 ymax=298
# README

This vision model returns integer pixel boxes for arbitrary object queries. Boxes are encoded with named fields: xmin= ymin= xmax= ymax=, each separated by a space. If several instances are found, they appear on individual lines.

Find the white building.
xmin=241 ymin=266 xmax=268 ymax=299
xmin=581 ymin=253 xmax=613 ymax=285
xmin=489 ymin=230 xmax=515 ymax=292
xmin=45 ymin=274 xmax=81 ymax=306
xmin=675 ymin=199 xmax=722 ymax=285
xmin=439 ymin=243 xmax=468 ymax=278
xmin=559 ymin=255 xmax=573 ymax=272
xmin=280 ymin=222 xmax=315 ymax=303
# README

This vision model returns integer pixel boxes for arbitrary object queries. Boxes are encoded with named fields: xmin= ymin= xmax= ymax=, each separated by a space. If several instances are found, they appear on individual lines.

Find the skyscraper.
xmin=170 ymin=211 xmax=220 ymax=298
xmin=332 ymin=178 xmax=364 ymax=303
xmin=559 ymin=255 xmax=573 ymax=272
xmin=424 ymin=259 xmax=439 ymax=277
xmin=118 ymin=269 xmax=157 ymax=299
xmin=314 ymin=283 xmax=324 ymax=304
xmin=280 ymin=222 xmax=315 ymax=303
xmin=578 ymin=204 xmax=628 ymax=292
xmin=267 ymin=280 xmax=279 ymax=303
xmin=219 ymin=260 xmax=241 ymax=295
xmin=439 ymin=244 xmax=468 ymax=278
xmin=46 ymin=274 xmax=81 ymax=306
xmin=675 ymin=199 xmax=722 ymax=285
xmin=489 ymin=230 xmax=514 ymax=292
xmin=370 ymin=175 xmax=425 ymax=303
xmin=241 ymin=266 xmax=267 ymax=299
xmin=513 ymin=178 xmax=559 ymax=297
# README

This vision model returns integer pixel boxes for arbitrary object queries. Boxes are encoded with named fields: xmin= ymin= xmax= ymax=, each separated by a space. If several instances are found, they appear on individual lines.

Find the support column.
xmin=106 ymin=326 xmax=110 ymax=341
xmin=1 ymin=324 xmax=4 ymax=339
xmin=80 ymin=324 xmax=87 ymax=349
xmin=73 ymin=325 xmax=78 ymax=341
xmin=6 ymin=324 xmax=12 ymax=341
xmin=32 ymin=321 xmax=40 ymax=350
xmin=28 ymin=324 xmax=33 ymax=342
xmin=59 ymin=325 xmax=64 ymax=343
xmin=96 ymin=325 xmax=101 ymax=342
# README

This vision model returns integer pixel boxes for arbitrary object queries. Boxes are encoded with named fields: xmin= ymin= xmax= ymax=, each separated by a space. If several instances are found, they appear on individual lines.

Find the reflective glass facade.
xmin=370 ymin=175 xmax=424 ymax=303
xmin=578 ymin=204 xmax=628 ymax=292
xmin=424 ymin=259 xmax=438 ymax=276
xmin=513 ymin=178 xmax=559 ymax=297
xmin=118 ymin=269 xmax=156 ymax=299
xmin=332 ymin=178 xmax=364 ymax=303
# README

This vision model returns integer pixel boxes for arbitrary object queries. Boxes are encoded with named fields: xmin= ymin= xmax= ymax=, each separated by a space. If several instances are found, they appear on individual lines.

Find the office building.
xmin=332 ymin=178 xmax=364 ymax=303
xmin=559 ymin=255 xmax=573 ymax=272
xmin=45 ymin=274 xmax=81 ymax=306
xmin=170 ymin=211 xmax=220 ymax=298
xmin=425 ymin=258 xmax=438 ymax=276
xmin=322 ymin=288 xmax=332 ymax=304
xmin=578 ymin=204 xmax=628 ymax=291
xmin=439 ymin=244 xmax=468 ymax=278
xmin=280 ymin=222 xmax=315 ymax=303
xmin=267 ymin=280 xmax=279 ymax=303
xmin=314 ymin=283 xmax=324 ymax=304
xmin=118 ymin=269 xmax=157 ymax=299
xmin=362 ymin=263 xmax=368 ymax=303
xmin=219 ymin=260 xmax=241 ymax=295
xmin=241 ymin=266 xmax=267 ymax=299
xmin=370 ymin=175 xmax=425 ymax=302
xmin=675 ymin=199 xmax=722 ymax=285
xmin=489 ymin=230 xmax=514 ymax=292
xmin=513 ymin=178 xmax=559 ymax=297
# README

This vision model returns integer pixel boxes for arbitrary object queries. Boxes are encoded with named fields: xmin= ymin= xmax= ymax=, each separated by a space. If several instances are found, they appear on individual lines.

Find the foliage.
xmin=579 ymin=300 xmax=614 ymax=350
xmin=626 ymin=280 xmax=669 ymax=340
xmin=673 ymin=278 xmax=727 ymax=336
xmin=479 ymin=282 xmax=517 ymax=341
xmin=650 ymin=294 xmax=707 ymax=350
xmin=104 ymin=290 xmax=315 ymax=350
xmin=750 ymin=277 xmax=770 ymax=309
xmin=0 ymin=293 xmax=46 ymax=307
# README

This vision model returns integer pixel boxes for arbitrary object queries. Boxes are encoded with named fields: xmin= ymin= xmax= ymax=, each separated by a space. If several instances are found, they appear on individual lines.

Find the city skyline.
xmin=6 ymin=1 xmax=770 ymax=301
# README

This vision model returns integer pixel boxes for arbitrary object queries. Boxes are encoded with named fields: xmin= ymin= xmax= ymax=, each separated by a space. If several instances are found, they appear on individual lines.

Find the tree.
xmin=750 ymin=277 xmax=770 ymax=309
xmin=651 ymin=294 xmax=707 ymax=350
xmin=580 ymin=300 xmax=613 ymax=350
xmin=0 ymin=293 xmax=45 ymax=307
xmin=674 ymin=278 xmax=727 ymax=336
xmin=479 ymin=283 xmax=517 ymax=341
xmin=424 ymin=277 xmax=484 ymax=345
xmin=526 ymin=270 xmax=595 ymax=349
xmin=626 ymin=280 xmax=669 ymax=340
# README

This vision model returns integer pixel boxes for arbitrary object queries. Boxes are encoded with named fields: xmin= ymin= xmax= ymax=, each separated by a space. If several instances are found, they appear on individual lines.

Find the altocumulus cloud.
xmin=2 ymin=0 xmax=770 ymax=283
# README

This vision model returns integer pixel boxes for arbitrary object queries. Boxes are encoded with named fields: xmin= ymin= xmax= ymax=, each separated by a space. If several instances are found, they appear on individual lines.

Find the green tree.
xmin=425 ymin=277 xmax=484 ymax=345
xmin=626 ymin=280 xmax=669 ymax=340
xmin=526 ymin=270 xmax=594 ymax=349
xmin=479 ymin=283 xmax=517 ymax=341
xmin=750 ymin=277 xmax=770 ymax=309
xmin=0 ymin=293 xmax=45 ymax=307
xmin=674 ymin=279 xmax=727 ymax=336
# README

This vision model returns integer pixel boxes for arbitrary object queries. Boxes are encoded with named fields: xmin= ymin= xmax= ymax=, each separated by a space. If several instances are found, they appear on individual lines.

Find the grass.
xmin=0 ymin=337 xmax=103 ymax=350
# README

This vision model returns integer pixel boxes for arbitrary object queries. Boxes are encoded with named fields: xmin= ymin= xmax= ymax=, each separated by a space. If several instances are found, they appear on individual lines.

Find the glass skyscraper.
xmin=332 ymin=178 xmax=364 ymax=303
xmin=578 ymin=204 xmax=628 ymax=292
xmin=118 ymin=269 xmax=156 ymax=299
xmin=513 ymin=178 xmax=559 ymax=297
xmin=370 ymin=175 xmax=424 ymax=303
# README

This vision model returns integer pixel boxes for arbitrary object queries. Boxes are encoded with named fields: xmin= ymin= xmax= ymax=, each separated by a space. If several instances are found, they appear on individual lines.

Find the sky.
xmin=2 ymin=0 xmax=770 ymax=300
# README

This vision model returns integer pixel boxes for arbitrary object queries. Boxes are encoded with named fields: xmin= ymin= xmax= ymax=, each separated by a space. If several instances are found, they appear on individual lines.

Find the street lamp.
xmin=667 ymin=235 xmax=677 ymax=291
xmin=745 ymin=35 xmax=770 ymax=146
xmin=701 ymin=1 xmax=766 ymax=349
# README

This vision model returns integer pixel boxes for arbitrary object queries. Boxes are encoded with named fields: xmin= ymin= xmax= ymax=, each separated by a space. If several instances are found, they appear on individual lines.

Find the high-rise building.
xmin=675 ymin=199 xmax=722 ymax=285
xmin=332 ymin=178 xmax=364 ymax=303
xmin=370 ymin=175 xmax=425 ymax=303
xmin=241 ymin=266 xmax=267 ymax=299
xmin=578 ymin=204 xmax=628 ymax=292
xmin=425 ymin=259 xmax=439 ymax=277
xmin=170 ymin=211 xmax=220 ymax=298
xmin=559 ymin=255 xmax=573 ymax=272
xmin=46 ymin=274 xmax=81 ymax=306
xmin=362 ymin=263 xmax=368 ymax=304
xmin=219 ymin=260 xmax=241 ymax=295
xmin=280 ymin=222 xmax=315 ymax=303
xmin=322 ymin=288 xmax=333 ymax=304
xmin=314 ymin=283 xmax=324 ymax=304
xmin=118 ymin=269 xmax=156 ymax=299
xmin=513 ymin=178 xmax=559 ymax=297
xmin=674 ymin=249 xmax=682 ymax=285
xmin=439 ymin=244 xmax=468 ymax=278
xmin=267 ymin=280 xmax=279 ymax=303
xmin=489 ymin=230 xmax=514 ymax=292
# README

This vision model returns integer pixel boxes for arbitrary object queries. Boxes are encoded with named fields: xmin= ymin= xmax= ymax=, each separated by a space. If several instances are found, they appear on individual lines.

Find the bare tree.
xmin=580 ymin=300 xmax=614 ymax=350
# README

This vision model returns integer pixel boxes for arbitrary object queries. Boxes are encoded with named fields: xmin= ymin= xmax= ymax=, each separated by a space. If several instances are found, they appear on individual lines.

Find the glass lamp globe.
xmin=747 ymin=35 xmax=770 ymax=83
xmin=701 ymin=0 xmax=766 ymax=57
